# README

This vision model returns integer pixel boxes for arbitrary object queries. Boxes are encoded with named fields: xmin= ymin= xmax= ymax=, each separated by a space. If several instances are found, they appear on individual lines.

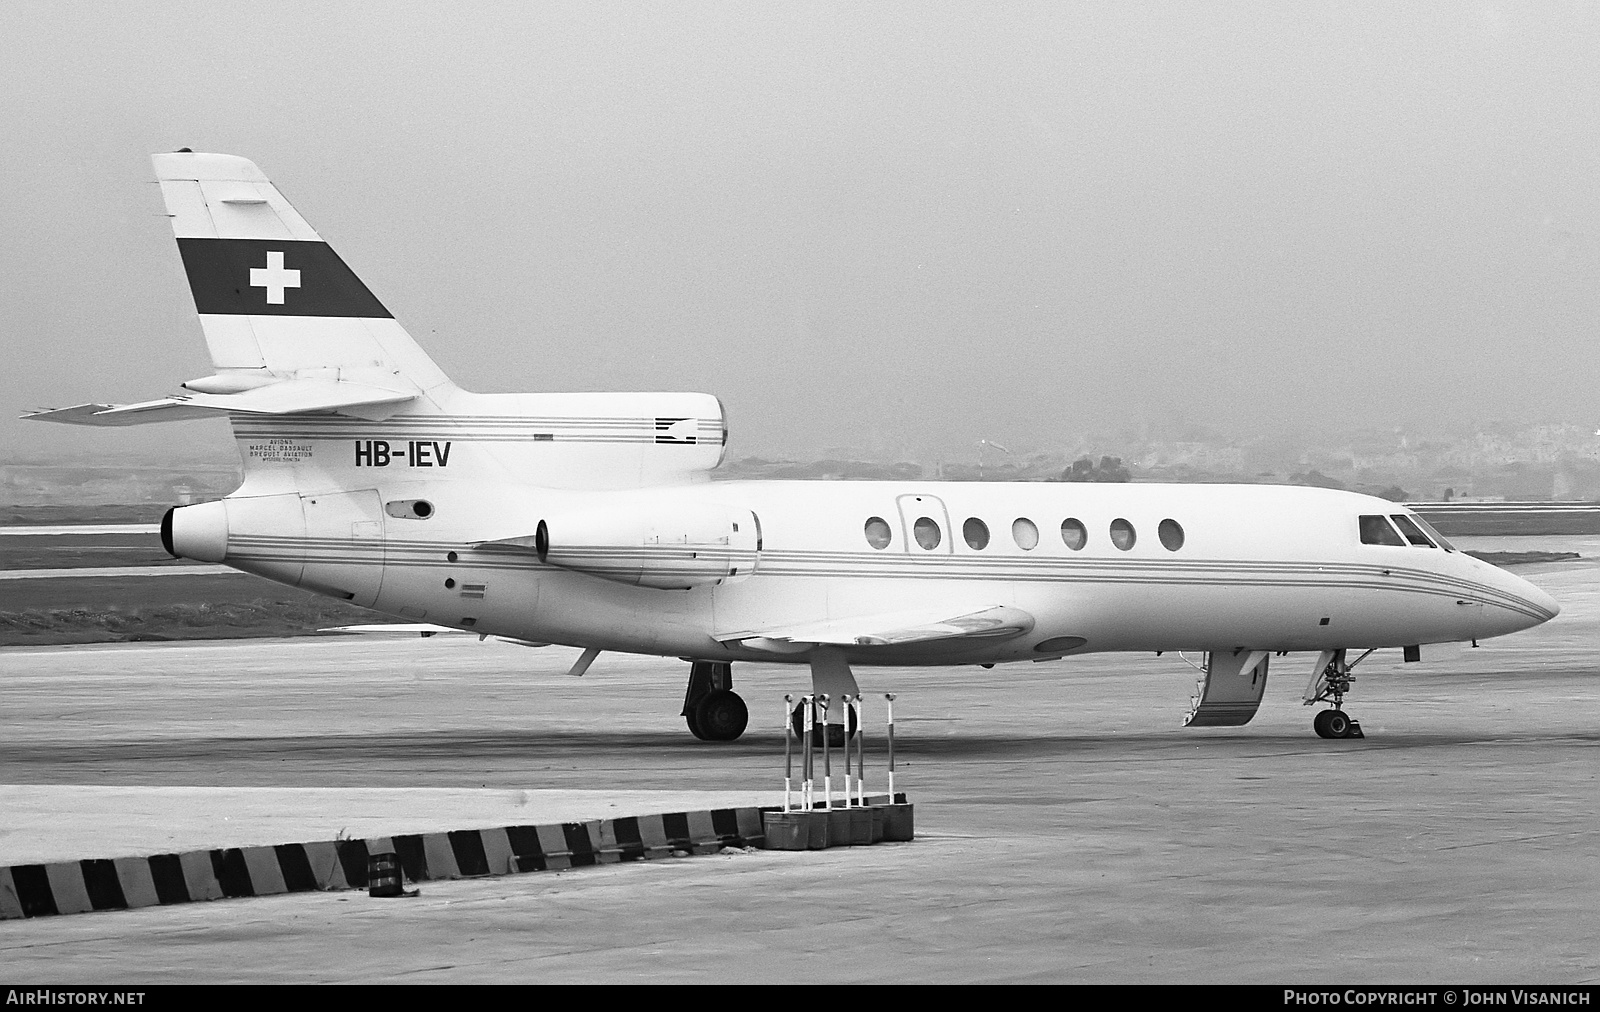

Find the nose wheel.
xmin=1312 ymin=707 xmax=1363 ymax=739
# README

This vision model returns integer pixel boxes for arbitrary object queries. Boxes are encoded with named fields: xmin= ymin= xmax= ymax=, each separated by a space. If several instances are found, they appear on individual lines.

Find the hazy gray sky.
xmin=3 ymin=2 xmax=1599 ymax=465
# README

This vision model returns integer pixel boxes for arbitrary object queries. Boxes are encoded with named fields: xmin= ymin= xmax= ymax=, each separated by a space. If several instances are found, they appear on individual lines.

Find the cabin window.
xmin=1060 ymin=518 xmax=1087 ymax=551
xmin=864 ymin=516 xmax=892 ymax=550
xmin=1358 ymin=515 xmax=1406 ymax=546
xmin=1110 ymin=519 xmax=1137 ymax=551
xmin=1012 ymin=518 xmax=1039 ymax=550
xmin=1158 ymin=519 xmax=1184 ymax=551
xmin=963 ymin=517 xmax=990 ymax=550
xmin=914 ymin=516 xmax=942 ymax=550
xmin=1390 ymin=514 xmax=1436 ymax=548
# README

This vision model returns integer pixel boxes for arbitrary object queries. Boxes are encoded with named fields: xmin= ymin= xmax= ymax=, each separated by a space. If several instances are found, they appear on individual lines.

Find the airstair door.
xmin=300 ymin=489 xmax=385 ymax=607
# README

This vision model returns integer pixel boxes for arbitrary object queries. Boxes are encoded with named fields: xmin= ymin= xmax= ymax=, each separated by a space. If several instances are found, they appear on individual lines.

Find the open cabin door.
xmin=300 ymin=489 xmax=385 ymax=607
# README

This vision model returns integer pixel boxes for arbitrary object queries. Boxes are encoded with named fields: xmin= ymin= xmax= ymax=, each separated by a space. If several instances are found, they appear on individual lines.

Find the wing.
xmin=319 ymin=624 xmax=550 ymax=648
xmin=718 ymin=604 xmax=1034 ymax=652
xmin=319 ymin=623 xmax=464 ymax=637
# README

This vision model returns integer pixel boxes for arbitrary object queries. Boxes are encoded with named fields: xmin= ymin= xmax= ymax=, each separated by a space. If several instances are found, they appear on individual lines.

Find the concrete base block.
xmin=760 ymin=811 xmax=812 ymax=851
xmin=759 ymin=810 xmax=833 ymax=850
xmin=841 ymin=807 xmax=874 ymax=846
xmin=876 ymin=803 xmax=915 ymax=842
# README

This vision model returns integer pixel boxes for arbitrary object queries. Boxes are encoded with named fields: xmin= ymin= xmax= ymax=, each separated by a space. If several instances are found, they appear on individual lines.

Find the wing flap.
xmin=719 ymin=604 xmax=1034 ymax=649
xmin=319 ymin=624 xmax=551 ymax=648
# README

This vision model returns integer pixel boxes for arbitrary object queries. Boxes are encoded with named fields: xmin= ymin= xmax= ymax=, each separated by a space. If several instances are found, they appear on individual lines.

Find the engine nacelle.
xmin=162 ymin=491 xmax=385 ymax=606
xmin=162 ymin=500 xmax=230 ymax=562
xmin=535 ymin=501 xmax=760 ymax=590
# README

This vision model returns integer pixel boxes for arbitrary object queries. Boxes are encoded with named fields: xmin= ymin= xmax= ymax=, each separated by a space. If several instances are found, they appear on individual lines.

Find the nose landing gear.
xmin=1304 ymin=648 xmax=1371 ymax=739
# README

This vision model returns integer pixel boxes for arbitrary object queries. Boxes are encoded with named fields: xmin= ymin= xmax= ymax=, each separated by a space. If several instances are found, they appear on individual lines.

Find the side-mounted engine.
xmin=527 ymin=500 xmax=760 ymax=591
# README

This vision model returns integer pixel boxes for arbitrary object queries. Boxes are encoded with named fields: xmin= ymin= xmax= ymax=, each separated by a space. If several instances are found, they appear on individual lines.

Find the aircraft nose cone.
xmin=1489 ymin=566 xmax=1560 ymax=631
xmin=1522 ymin=577 xmax=1561 ymax=622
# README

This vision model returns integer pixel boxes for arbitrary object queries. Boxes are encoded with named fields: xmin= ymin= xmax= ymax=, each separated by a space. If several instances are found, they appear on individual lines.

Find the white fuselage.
xmin=111 ymin=150 xmax=1557 ymax=675
xmin=189 ymin=475 xmax=1557 ymax=666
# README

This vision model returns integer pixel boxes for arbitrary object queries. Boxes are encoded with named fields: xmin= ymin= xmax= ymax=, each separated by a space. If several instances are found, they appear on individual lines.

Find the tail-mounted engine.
xmin=529 ymin=501 xmax=760 ymax=590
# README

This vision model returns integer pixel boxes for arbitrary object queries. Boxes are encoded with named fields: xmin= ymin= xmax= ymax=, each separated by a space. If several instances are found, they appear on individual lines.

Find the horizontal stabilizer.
xmin=22 ymin=378 xmax=418 ymax=427
xmin=720 ymin=604 xmax=1034 ymax=650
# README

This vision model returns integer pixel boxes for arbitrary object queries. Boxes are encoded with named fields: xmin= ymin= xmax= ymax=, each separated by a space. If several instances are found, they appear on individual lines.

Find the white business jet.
xmin=25 ymin=152 xmax=1559 ymax=742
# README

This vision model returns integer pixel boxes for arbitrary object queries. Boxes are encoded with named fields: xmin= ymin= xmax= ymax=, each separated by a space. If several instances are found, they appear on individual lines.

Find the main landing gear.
xmin=790 ymin=699 xmax=856 ymax=749
xmin=682 ymin=649 xmax=863 ymax=747
xmin=1303 ymin=648 xmax=1372 ymax=739
xmin=794 ymin=647 xmax=861 ymax=749
xmin=682 ymin=660 xmax=748 ymax=741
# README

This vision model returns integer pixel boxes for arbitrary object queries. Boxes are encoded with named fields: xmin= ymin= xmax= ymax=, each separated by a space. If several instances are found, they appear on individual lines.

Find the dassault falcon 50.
xmin=26 ymin=152 xmax=1560 ymax=742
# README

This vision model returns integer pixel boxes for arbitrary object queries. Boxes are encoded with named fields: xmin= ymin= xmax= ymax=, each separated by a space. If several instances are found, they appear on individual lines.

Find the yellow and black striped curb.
xmin=1 ymin=805 xmax=766 ymax=920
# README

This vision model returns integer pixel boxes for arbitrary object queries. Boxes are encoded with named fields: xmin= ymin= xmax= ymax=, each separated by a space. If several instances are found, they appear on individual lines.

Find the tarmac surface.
xmin=0 ymin=540 xmax=1597 ymax=983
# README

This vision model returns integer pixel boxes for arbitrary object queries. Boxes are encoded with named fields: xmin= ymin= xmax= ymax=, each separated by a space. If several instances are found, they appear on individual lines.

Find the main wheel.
xmin=694 ymin=690 xmax=749 ymax=742
xmin=789 ymin=702 xmax=856 ymax=747
xmin=684 ymin=707 xmax=709 ymax=741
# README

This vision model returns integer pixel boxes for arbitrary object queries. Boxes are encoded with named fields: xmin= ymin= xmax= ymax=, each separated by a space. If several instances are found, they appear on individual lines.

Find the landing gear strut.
xmin=799 ymin=647 xmax=861 ymax=749
xmin=1303 ymin=648 xmax=1369 ymax=739
xmin=682 ymin=660 xmax=747 ymax=741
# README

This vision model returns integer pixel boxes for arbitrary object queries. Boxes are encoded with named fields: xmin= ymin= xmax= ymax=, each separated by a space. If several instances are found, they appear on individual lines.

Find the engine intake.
xmin=162 ymin=500 xmax=229 ymax=562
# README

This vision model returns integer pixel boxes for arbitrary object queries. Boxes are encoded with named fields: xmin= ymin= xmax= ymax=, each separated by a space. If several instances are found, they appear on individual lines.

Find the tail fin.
xmin=153 ymin=151 xmax=454 ymax=401
xmin=29 ymin=152 xmax=731 ymax=491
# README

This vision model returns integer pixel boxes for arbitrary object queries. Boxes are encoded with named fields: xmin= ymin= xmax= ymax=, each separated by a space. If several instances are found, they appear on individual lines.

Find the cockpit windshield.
xmin=1359 ymin=515 xmax=1406 ymax=546
xmin=1389 ymin=514 xmax=1436 ymax=548
xmin=1408 ymin=514 xmax=1456 ymax=552
xmin=1358 ymin=512 xmax=1457 ymax=551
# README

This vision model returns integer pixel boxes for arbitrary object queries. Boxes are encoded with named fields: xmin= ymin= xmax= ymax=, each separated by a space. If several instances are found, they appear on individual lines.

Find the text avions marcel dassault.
xmin=1285 ymin=993 xmax=1592 ymax=1007
xmin=5 ymin=993 xmax=145 ymax=1006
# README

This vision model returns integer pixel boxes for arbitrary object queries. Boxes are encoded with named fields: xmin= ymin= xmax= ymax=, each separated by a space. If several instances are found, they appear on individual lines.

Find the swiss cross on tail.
xmin=249 ymin=251 xmax=301 ymax=305
xmin=174 ymin=238 xmax=391 ymax=318
xmin=655 ymin=418 xmax=697 ymax=444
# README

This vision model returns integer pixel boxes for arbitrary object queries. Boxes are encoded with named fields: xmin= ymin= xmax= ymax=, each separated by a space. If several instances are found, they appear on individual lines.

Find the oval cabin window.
xmin=1012 ymin=518 xmax=1039 ymax=550
xmin=864 ymin=517 xmax=892 ymax=550
xmin=963 ymin=517 xmax=990 ymax=550
xmin=914 ymin=516 xmax=942 ymax=550
xmin=1158 ymin=519 xmax=1184 ymax=551
xmin=1109 ymin=518 xmax=1137 ymax=551
xmin=1060 ymin=518 xmax=1087 ymax=551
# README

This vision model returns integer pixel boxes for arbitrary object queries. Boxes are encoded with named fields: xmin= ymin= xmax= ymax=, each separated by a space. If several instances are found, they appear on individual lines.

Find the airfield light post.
xmin=819 ymin=694 xmax=832 ymax=810
xmin=844 ymin=694 xmax=857 ymax=805
xmin=839 ymin=694 xmax=853 ymax=803
xmin=853 ymin=694 xmax=866 ymax=807
xmin=885 ymin=693 xmax=897 ymax=800
xmin=801 ymin=694 xmax=814 ymax=810
xmin=783 ymin=693 xmax=794 ymax=812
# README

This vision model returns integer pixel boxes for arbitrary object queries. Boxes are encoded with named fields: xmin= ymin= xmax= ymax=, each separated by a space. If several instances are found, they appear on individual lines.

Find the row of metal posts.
xmin=782 ymin=692 xmax=897 ymax=812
